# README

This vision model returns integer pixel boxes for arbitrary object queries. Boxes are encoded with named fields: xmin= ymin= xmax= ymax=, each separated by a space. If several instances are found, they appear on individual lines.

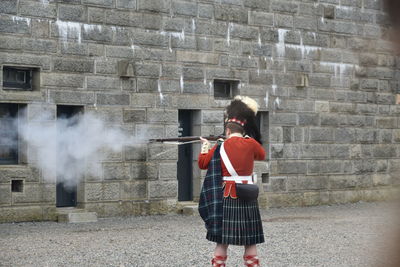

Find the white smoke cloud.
xmin=0 ymin=109 xmax=144 ymax=188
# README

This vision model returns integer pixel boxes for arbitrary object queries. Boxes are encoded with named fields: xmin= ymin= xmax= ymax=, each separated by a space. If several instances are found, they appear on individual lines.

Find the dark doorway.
xmin=177 ymin=110 xmax=193 ymax=201
xmin=56 ymin=105 xmax=83 ymax=207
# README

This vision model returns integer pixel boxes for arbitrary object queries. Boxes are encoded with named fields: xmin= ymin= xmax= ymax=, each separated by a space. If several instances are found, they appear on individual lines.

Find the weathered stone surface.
xmin=54 ymin=58 xmax=94 ymax=73
xmin=59 ymin=4 xmax=86 ymax=22
xmin=96 ymin=93 xmax=130 ymax=105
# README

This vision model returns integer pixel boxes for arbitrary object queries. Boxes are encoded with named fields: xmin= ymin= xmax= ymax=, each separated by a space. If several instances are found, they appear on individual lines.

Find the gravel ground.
xmin=0 ymin=201 xmax=398 ymax=267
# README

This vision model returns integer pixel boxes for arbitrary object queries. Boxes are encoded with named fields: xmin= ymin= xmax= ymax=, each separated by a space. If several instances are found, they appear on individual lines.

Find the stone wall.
xmin=0 ymin=0 xmax=399 ymax=222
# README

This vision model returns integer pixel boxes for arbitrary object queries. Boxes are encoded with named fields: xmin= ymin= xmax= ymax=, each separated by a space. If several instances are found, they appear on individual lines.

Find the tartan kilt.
xmin=207 ymin=196 xmax=265 ymax=246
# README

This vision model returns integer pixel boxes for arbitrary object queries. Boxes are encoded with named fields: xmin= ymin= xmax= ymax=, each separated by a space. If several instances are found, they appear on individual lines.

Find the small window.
xmin=213 ymin=80 xmax=239 ymax=99
xmin=261 ymin=173 xmax=269 ymax=183
xmin=11 ymin=179 xmax=24 ymax=193
xmin=3 ymin=66 xmax=39 ymax=91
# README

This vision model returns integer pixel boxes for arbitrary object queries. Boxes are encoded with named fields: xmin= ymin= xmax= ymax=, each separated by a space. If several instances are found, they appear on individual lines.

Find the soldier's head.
xmin=225 ymin=121 xmax=245 ymax=136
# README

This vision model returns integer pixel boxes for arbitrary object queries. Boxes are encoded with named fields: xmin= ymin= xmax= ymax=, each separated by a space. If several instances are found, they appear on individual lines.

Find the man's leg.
xmin=212 ymin=244 xmax=229 ymax=267
xmin=243 ymin=245 xmax=260 ymax=267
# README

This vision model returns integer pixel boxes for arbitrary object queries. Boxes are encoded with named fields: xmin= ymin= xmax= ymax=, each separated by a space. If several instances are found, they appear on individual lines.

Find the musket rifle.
xmin=149 ymin=135 xmax=225 ymax=143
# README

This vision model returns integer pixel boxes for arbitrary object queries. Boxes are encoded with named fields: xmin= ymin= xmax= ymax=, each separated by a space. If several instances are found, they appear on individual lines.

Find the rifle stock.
xmin=149 ymin=135 xmax=225 ymax=143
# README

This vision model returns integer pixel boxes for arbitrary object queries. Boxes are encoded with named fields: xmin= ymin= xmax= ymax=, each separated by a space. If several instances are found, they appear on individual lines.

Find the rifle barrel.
xmin=149 ymin=135 xmax=224 ymax=143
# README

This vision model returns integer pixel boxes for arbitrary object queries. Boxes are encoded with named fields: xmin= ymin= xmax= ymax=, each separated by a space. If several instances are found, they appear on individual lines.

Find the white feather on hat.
xmin=234 ymin=95 xmax=259 ymax=115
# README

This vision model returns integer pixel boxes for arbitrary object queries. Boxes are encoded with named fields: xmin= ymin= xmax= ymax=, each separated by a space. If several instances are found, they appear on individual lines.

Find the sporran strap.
xmin=220 ymin=143 xmax=239 ymax=177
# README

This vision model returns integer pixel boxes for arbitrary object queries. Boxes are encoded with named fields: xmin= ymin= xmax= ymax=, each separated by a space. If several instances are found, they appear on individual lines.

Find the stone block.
xmin=86 ymin=107 xmax=123 ymax=122
xmin=135 ymin=63 xmax=161 ymax=78
xmin=137 ymin=125 xmax=164 ymax=140
xmin=125 ymin=144 xmax=147 ymax=161
xmin=172 ymin=0 xmax=198 ymax=16
xmin=270 ymin=177 xmax=286 ymax=192
xmin=49 ymin=91 xmax=95 ymax=105
xmin=270 ymin=113 xmax=297 ymax=125
xmin=182 ymin=81 xmax=208 ymax=94
xmin=198 ymin=4 xmax=213 ymax=19
xmin=159 ymin=162 xmax=177 ymax=180
xmin=138 ymin=0 xmax=170 ymax=13
xmin=54 ymin=58 xmax=94 ymax=73
xmin=244 ymin=0 xmax=269 ymax=10
xmin=0 ymin=184 xmax=11 ymax=205
xmin=61 ymin=43 xmax=88 ymax=56
xmin=308 ymin=160 xmax=342 ymax=174
xmin=116 ymin=0 xmax=136 ymax=9
xmin=276 ymin=160 xmax=307 ymax=174
xmin=0 ymin=36 xmax=21 ymax=50
xmin=59 ymin=4 xmax=86 ymax=22
xmin=82 ymin=0 xmax=113 ymax=6
xmin=121 ymin=181 xmax=147 ymax=199
xmin=42 ymin=73 xmax=84 ymax=88
xmin=215 ymin=5 xmax=247 ymax=23
xmin=249 ymin=11 xmax=274 ymax=26
xmin=123 ymin=109 xmax=146 ymax=123
xmin=102 ymin=182 xmax=120 ymax=200
xmin=177 ymin=51 xmax=219 ymax=64
xmin=147 ymin=144 xmax=178 ymax=160
xmin=309 ymin=128 xmax=334 ymax=142
xmin=0 ymin=0 xmax=17 ymax=14
xmin=131 ymin=163 xmax=147 ymax=179
xmin=300 ymin=144 xmax=329 ymax=159
xmin=353 ymin=159 xmax=376 ymax=174
xmin=335 ymin=128 xmax=356 ymax=143
xmin=147 ymin=109 xmax=178 ymax=123
xmin=19 ymin=1 xmax=57 ymax=18
xmin=82 ymin=25 xmax=113 ymax=43
xmin=0 ymin=15 xmax=30 ymax=34
xmin=272 ymin=1 xmax=298 ymax=13
xmin=96 ymin=93 xmax=130 ymax=105
xmin=149 ymin=181 xmax=178 ymax=198
xmin=377 ymin=117 xmax=397 ymax=129
xmin=105 ymin=10 xmax=141 ymax=27
xmin=95 ymin=59 xmax=117 ymax=75
xmin=202 ymin=110 xmax=224 ymax=123
xmin=230 ymin=24 xmax=258 ymax=40
xmin=329 ymin=145 xmax=350 ymax=158
xmin=297 ymin=176 xmax=329 ymax=190
xmin=103 ymin=163 xmax=130 ymax=180
xmin=87 ymin=76 xmax=121 ymax=90
xmin=88 ymin=7 xmax=106 ymax=23
xmin=329 ymin=175 xmax=371 ymax=189
xmin=373 ymin=145 xmax=397 ymax=158
xmin=298 ymin=113 xmax=319 ymax=126
xmin=274 ymin=14 xmax=293 ymax=28
xmin=142 ymin=13 xmax=162 ymax=30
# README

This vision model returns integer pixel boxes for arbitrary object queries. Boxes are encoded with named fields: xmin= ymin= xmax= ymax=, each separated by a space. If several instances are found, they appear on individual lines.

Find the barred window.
xmin=3 ymin=66 xmax=39 ymax=91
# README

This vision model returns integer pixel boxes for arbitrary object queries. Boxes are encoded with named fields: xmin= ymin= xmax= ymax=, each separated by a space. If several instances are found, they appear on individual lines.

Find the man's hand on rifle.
xmin=200 ymin=137 xmax=211 ymax=154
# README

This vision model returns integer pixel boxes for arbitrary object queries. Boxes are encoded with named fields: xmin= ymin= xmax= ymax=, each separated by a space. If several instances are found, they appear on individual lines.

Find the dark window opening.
xmin=3 ymin=66 xmax=40 ymax=91
xmin=213 ymin=80 xmax=239 ymax=99
xmin=11 ymin=179 xmax=23 ymax=192
xmin=0 ymin=104 xmax=19 ymax=164
xmin=261 ymin=173 xmax=269 ymax=183
xmin=256 ymin=111 xmax=269 ymax=160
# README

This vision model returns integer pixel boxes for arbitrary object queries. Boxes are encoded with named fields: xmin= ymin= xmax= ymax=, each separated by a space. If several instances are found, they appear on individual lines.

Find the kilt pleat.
xmin=220 ymin=197 xmax=264 ymax=246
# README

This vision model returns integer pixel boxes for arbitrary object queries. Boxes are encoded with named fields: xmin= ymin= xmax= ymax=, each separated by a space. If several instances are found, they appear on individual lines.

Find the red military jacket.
xmin=198 ymin=135 xmax=266 ymax=198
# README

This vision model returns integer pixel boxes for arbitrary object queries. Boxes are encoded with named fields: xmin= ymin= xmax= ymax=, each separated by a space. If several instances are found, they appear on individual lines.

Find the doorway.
xmin=177 ymin=110 xmax=193 ymax=201
xmin=56 ymin=105 xmax=83 ymax=207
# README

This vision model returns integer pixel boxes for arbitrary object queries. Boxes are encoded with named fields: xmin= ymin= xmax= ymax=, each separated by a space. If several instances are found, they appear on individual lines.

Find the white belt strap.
xmin=220 ymin=143 xmax=238 ymax=176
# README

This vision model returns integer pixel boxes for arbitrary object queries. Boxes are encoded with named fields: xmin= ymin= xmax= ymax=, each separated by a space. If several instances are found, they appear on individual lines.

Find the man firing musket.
xmin=150 ymin=95 xmax=265 ymax=267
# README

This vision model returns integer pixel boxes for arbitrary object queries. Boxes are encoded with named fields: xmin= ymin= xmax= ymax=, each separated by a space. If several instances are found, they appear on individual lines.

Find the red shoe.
xmin=212 ymin=255 xmax=227 ymax=267
xmin=243 ymin=255 xmax=260 ymax=267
